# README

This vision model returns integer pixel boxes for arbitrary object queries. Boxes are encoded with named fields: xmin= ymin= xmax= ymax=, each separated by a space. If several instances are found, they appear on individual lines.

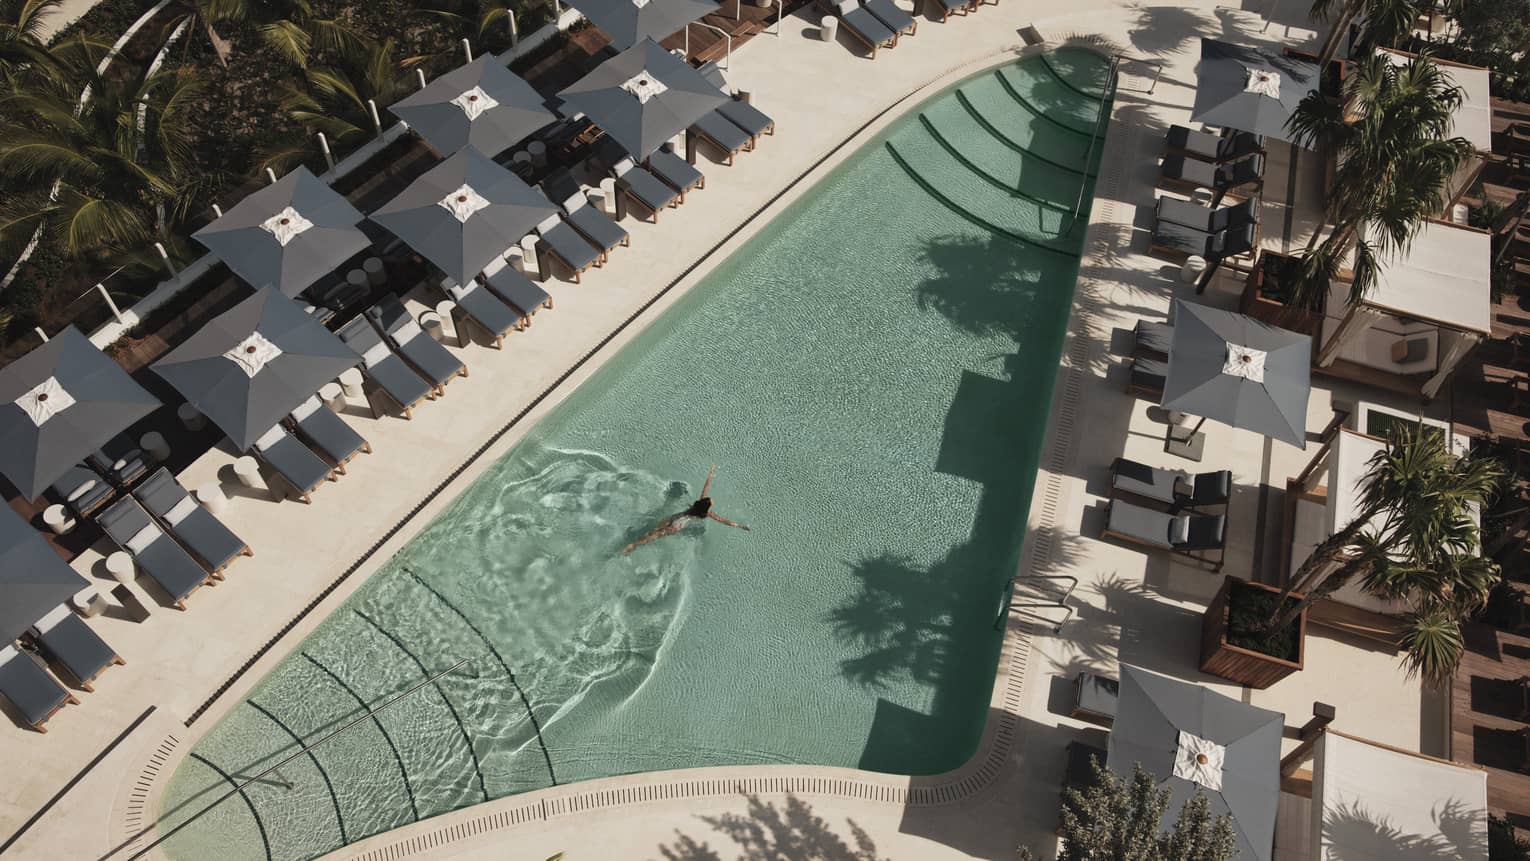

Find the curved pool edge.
xmin=114 ymin=26 xmax=1130 ymax=861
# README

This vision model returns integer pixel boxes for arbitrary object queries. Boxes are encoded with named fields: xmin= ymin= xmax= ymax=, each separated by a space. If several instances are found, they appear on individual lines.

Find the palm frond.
xmin=261 ymin=19 xmax=313 ymax=67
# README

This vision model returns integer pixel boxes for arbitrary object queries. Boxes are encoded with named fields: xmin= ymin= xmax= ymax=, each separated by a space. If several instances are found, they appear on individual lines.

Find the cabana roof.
xmin=1376 ymin=48 xmax=1492 ymax=153
xmin=1314 ymin=731 xmax=1488 ymax=860
xmin=1349 ymin=220 xmax=1492 ymax=334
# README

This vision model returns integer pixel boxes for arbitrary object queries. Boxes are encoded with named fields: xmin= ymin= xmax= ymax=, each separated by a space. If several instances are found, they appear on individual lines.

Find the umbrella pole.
xmin=1166 ymin=414 xmax=1209 ymax=462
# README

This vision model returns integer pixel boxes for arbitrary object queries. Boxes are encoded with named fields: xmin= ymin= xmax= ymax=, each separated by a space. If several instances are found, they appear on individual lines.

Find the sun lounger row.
xmin=2 ymin=599 xmax=128 ymax=731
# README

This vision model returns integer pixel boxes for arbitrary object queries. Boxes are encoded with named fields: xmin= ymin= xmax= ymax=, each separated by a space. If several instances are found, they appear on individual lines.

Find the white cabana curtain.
xmin=1422 ymin=331 xmax=1482 ymax=399
xmin=1318 ymin=305 xmax=1387 ymax=368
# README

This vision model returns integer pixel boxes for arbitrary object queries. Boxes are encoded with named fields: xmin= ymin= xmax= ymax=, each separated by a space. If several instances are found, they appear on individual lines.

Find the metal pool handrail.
xmin=1066 ymin=55 xmax=1121 ymax=236
xmin=121 ymin=657 xmax=474 ymax=861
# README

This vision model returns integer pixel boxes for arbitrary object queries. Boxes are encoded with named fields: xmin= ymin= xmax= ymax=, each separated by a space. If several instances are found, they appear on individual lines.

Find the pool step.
xmin=950 ymin=78 xmax=1096 ymax=176
xmin=885 ymin=124 xmax=1080 ymax=254
xmin=920 ymin=97 xmax=1094 ymax=199
xmin=993 ymin=62 xmax=1106 ymax=137
xmin=1038 ymin=47 xmax=1115 ymax=100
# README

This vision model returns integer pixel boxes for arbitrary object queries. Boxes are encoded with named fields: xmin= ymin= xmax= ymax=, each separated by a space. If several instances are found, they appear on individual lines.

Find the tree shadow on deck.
xmin=653 ymin=793 xmax=890 ymax=861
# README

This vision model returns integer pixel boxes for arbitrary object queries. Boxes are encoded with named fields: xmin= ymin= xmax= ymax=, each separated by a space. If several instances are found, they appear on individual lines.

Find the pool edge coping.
xmin=118 ymin=32 xmax=1127 ymax=861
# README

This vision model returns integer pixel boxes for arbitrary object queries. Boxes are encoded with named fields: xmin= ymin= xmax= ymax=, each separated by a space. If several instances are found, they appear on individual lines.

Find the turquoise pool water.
xmin=158 ymin=48 xmax=1113 ymax=861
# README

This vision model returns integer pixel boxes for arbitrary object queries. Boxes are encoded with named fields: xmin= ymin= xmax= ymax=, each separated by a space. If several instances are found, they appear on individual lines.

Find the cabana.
xmin=1315 ymin=219 xmax=1491 ymax=399
xmin=1375 ymin=48 xmax=1492 ymax=208
xmin=1281 ymin=408 xmax=1472 ymax=642
xmin=1273 ymin=730 xmax=1487 ymax=860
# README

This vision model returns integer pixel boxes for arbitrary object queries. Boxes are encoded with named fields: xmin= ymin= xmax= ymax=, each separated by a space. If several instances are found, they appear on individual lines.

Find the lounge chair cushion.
xmin=1130 ymin=358 xmax=1167 ymax=393
xmin=717 ymin=99 xmax=773 ymax=138
xmin=1192 ymin=470 xmax=1232 ymax=506
xmin=254 ymin=425 xmax=287 ymax=452
xmin=393 ymin=319 xmax=424 ymax=345
xmin=33 ymin=613 xmax=117 ymax=687
xmin=136 ymin=468 xmax=247 ymax=571
xmin=565 ymin=206 xmax=628 ymax=253
xmin=692 ymin=112 xmax=751 ymax=154
xmin=361 ymin=343 xmax=391 ymax=368
xmin=34 ymin=604 xmax=72 ymax=632
xmin=1183 ymin=514 xmax=1227 ymax=550
xmin=617 ymin=165 xmax=680 ymax=211
xmin=535 ymin=213 xmax=563 ymax=235
xmin=60 ymin=472 xmax=97 ymax=504
xmin=1167 ymin=515 xmax=1191 ymax=546
xmin=451 ymin=285 xmax=518 ymax=338
xmin=1106 ymin=500 xmax=1173 ymax=549
xmin=290 ymin=395 xmax=324 ymax=423
xmin=539 ymin=221 xmax=601 ymax=271
xmin=1134 ymin=320 xmax=1173 ymax=356
xmin=260 ymin=435 xmax=331 ymax=494
xmin=295 ymin=406 xmax=367 ymax=466
xmin=648 ymin=148 xmax=704 ymax=192
xmin=125 ymin=524 xmax=161 ymax=555
xmin=485 ymin=268 xmax=551 ymax=316
xmin=1111 ymin=458 xmax=1181 ymax=505
xmin=163 ymin=495 xmax=198 ymax=526
xmin=1073 ymin=672 xmax=1119 ymax=722
xmin=0 ymin=647 xmax=68 ymax=727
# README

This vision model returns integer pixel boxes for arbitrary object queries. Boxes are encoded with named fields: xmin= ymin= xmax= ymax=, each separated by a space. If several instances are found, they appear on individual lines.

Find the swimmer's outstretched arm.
xmin=700 ymin=465 xmax=717 ymax=498
xmin=708 ymin=511 xmax=750 ymax=531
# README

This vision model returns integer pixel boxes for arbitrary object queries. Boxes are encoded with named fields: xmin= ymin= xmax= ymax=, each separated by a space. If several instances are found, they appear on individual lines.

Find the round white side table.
xmin=363 ymin=256 xmax=387 ymax=286
xmin=346 ymin=268 xmax=368 ymax=291
xmin=598 ymin=178 xmax=617 ymax=215
xmin=339 ymin=368 xmax=365 ymax=400
xmin=420 ymin=309 xmax=446 ymax=343
xmin=820 ymin=16 xmax=838 ymax=41
xmin=72 ymin=587 xmax=106 ymax=618
xmin=42 ymin=504 xmax=75 ymax=536
xmin=177 ymin=402 xmax=206 ymax=432
xmin=233 ymin=455 xmax=262 ymax=488
xmin=196 ymin=481 xmax=228 ymax=515
xmin=1180 ymin=255 xmax=1207 ymax=284
xmin=319 ymin=382 xmax=344 ymax=412
xmin=528 ymin=140 xmax=547 ymax=167
xmin=140 ymin=430 xmax=170 ymax=463
xmin=105 ymin=551 xmax=136 ymax=585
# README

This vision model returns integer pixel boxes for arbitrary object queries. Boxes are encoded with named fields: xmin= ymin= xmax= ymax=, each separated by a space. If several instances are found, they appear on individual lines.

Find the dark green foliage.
xmin=1490 ymin=814 xmax=1530 ymax=861
xmin=1227 ymin=582 xmax=1301 ymax=661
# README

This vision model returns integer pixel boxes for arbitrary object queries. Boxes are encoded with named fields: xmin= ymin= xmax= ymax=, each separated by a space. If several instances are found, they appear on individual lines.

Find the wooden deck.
xmin=1450 ymin=290 xmax=1530 ymax=445
xmin=1452 ymin=623 xmax=1530 ymax=830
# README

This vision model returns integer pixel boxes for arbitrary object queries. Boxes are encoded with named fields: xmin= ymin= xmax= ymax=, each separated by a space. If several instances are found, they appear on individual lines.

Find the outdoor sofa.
xmin=28 ymin=604 xmax=124 ymax=692
xmin=0 ymin=645 xmax=76 ymax=732
xmin=98 ymin=496 xmax=215 ymax=609
xmin=287 ymin=396 xmax=370 ymax=475
xmin=1109 ymin=457 xmax=1232 ymax=510
xmin=1103 ymin=498 xmax=1226 ymax=570
xmin=337 ymin=317 xmax=435 ymax=420
xmin=251 ymin=424 xmax=335 ymax=504
xmin=134 ymin=467 xmax=251 ymax=574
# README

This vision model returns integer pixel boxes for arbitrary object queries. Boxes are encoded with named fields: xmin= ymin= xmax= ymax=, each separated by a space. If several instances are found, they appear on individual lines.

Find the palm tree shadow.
xmin=1322 ymin=799 xmax=1486 ymax=861
xmin=654 ymin=794 xmax=889 ymax=861
xmin=914 ymin=233 xmax=1055 ymax=342
xmin=1125 ymin=5 xmax=1217 ymax=56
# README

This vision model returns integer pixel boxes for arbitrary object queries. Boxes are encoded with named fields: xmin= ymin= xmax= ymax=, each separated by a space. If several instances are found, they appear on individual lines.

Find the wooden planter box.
xmin=1240 ymin=250 xmax=1324 ymax=339
xmin=1200 ymin=577 xmax=1305 ymax=690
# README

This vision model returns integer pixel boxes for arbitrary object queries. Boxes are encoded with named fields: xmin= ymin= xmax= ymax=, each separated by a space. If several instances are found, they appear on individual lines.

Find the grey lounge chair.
xmin=862 ymin=0 xmax=916 ymax=38
xmin=1126 ymin=357 xmax=1166 ymax=398
xmin=928 ymin=0 xmax=973 ymax=21
xmin=1155 ymin=197 xmax=1257 ymax=234
xmin=251 ymin=424 xmax=334 ymax=504
xmin=51 ymin=463 xmax=114 ymax=519
xmin=287 ymin=396 xmax=370 ymax=475
xmin=716 ymin=98 xmax=776 ymax=142
xmin=1103 ymin=498 xmax=1226 ymax=569
xmin=1133 ymin=320 xmax=1173 ymax=359
xmin=1149 ymin=221 xmax=1257 ymax=263
xmin=544 ymin=172 xmax=630 ymax=256
xmin=366 ymin=294 xmax=468 ymax=390
xmin=337 ymin=317 xmax=434 ymax=420
xmin=0 ymin=645 xmax=75 ymax=732
xmin=690 ymin=112 xmax=752 ymax=166
xmin=1070 ymin=672 xmax=1118 ymax=725
xmin=483 ymin=257 xmax=553 ymax=328
xmin=441 ymin=277 xmax=519 ymax=349
xmin=831 ymin=0 xmax=898 ymax=56
xmin=88 ymin=433 xmax=149 ymax=486
xmin=135 ymin=467 xmax=251 ymax=574
xmin=646 ymin=147 xmax=705 ymax=199
xmin=29 ymin=604 xmax=124 ymax=692
xmin=533 ymin=210 xmax=603 ymax=283
xmin=1159 ymin=154 xmax=1264 ymax=200
xmin=1110 ymin=458 xmax=1232 ymax=509
xmin=611 ymin=159 xmax=682 ymax=221
xmin=1164 ymin=126 xmax=1264 ymax=163
xmin=98 ymin=496 xmax=213 ymax=609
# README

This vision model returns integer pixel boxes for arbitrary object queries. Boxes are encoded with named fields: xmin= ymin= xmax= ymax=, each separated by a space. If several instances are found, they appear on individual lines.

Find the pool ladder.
xmin=996 ymin=574 xmax=1078 ymax=633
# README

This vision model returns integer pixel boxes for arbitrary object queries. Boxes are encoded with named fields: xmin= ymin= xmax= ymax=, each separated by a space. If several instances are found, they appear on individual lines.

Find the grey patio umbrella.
xmin=370 ymin=146 xmax=559 ymax=285
xmin=1161 ymin=300 xmax=1311 ymax=458
xmin=152 ymin=288 xmax=359 ymax=451
xmin=1108 ymin=665 xmax=1282 ymax=861
xmin=1191 ymin=38 xmax=1319 ymax=144
xmin=391 ymin=55 xmax=557 ymax=158
xmin=557 ymin=38 xmax=728 ymax=159
xmin=0 ymin=327 xmax=160 ymax=500
xmin=0 ymin=504 xmax=87 ymax=643
xmin=565 ymin=0 xmax=718 ymax=51
xmin=193 ymin=166 xmax=371 ymax=298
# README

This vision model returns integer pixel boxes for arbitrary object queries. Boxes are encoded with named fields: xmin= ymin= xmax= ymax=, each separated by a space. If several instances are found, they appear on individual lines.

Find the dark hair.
xmin=687 ymin=497 xmax=713 ymax=517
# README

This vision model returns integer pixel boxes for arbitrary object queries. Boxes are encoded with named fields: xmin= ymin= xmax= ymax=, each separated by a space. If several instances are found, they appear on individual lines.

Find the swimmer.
xmin=622 ymin=466 xmax=749 ymax=555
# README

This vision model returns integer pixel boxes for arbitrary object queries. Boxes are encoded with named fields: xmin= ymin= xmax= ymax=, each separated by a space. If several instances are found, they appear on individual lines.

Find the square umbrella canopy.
xmin=370 ymin=146 xmax=559 ymax=285
xmin=0 ymin=327 xmax=160 ymax=500
xmin=391 ymin=55 xmax=558 ymax=158
xmin=152 ymin=288 xmax=359 ymax=452
xmin=193 ymin=166 xmax=371 ymax=298
xmin=1107 ymin=665 xmax=1283 ymax=861
xmin=1191 ymin=38 xmax=1319 ymax=144
xmin=557 ymin=38 xmax=729 ymax=159
xmin=0 ymin=504 xmax=87 ymax=643
xmin=1161 ymin=300 xmax=1312 ymax=448
xmin=565 ymin=0 xmax=719 ymax=51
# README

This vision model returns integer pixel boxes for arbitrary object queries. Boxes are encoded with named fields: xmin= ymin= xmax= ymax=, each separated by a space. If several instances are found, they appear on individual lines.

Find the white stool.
xmin=177 ymin=402 xmax=205 ymax=432
xmin=72 ymin=587 xmax=107 ymax=618
xmin=588 ymin=188 xmax=609 ymax=217
xmin=506 ymin=245 xmax=526 ymax=273
xmin=346 ymin=268 xmax=368 ymax=292
xmin=820 ymin=15 xmax=838 ymax=41
xmin=105 ymin=551 xmax=136 ymax=585
xmin=233 ymin=455 xmax=261 ymax=489
xmin=1181 ymin=255 xmax=1207 ymax=284
xmin=520 ymin=234 xmax=539 ymax=274
xmin=319 ymin=382 xmax=344 ymax=411
xmin=597 ymin=178 xmax=617 ymax=215
xmin=420 ymin=309 xmax=445 ymax=343
xmin=42 ymin=504 xmax=75 ymax=536
xmin=528 ymin=140 xmax=547 ymax=168
xmin=140 ymin=431 xmax=170 ymax=463
xmin=339 ymin=368 xmax=365 ymax=400
xmin=363 ymin=256 xmax=387 ymax=286
xmin=512 ymin=151 xmax=532 ymax=171
xmin=195 ymin=481 xmax=228 ymax=515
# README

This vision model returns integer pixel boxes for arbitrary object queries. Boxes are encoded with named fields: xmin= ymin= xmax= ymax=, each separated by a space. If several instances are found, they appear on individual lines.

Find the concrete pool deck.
xmin=0 ymin=3 xmax=1450 ymax=860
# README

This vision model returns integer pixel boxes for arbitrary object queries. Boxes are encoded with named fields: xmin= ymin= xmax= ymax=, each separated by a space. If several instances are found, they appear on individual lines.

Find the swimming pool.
xmin=158 ymin=48 xmax=1114 ymax=861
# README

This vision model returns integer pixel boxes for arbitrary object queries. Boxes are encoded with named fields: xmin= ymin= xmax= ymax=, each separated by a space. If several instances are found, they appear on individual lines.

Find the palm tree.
xmin=1259 ymin=424 xmax=1502 ymax=686
xmin=257 ymin=35 xmax=408 ymax=175
xmin=1311 ymin=0 xmax=1424 ymax=70
xmin=166 ymin=0 xmax=243 ymax=67
xmin=0 ymin=0 xmax=63 ymax=85
xmin=0 ymin=38 xmax=206 ymax=262
xmin=415 ymin=0 xmax=555 ymax=59
xmin=1278 ymin=53 xmax=1473 ymax=310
